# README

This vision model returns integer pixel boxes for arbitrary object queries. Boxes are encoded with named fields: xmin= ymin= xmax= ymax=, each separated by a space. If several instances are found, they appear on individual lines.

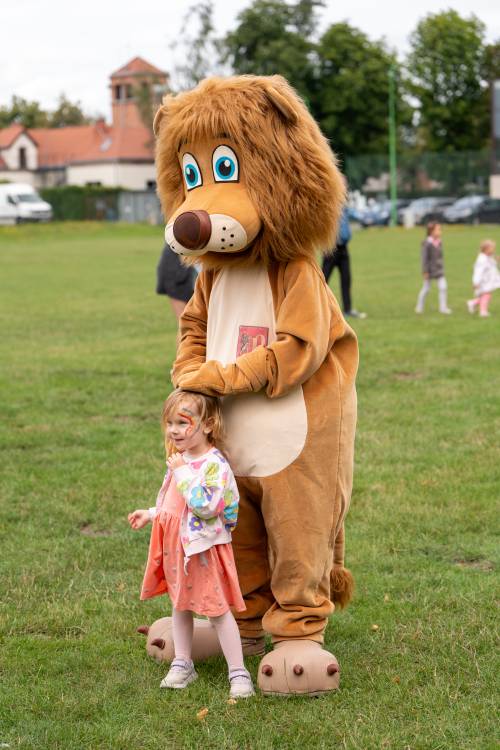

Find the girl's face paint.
xmin=178 ymin=411 xmax=195 ymax=433
xmin=166 ymin=403 xmax=210 ymax=456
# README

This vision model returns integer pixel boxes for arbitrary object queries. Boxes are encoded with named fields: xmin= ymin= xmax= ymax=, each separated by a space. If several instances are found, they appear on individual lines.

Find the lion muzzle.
xmin=173 ymin=210 xmax=212 ymax=251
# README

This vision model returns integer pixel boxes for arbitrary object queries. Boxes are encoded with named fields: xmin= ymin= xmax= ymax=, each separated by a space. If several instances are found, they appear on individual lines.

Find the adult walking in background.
xmin=156 ymin=243 xmax=197 ymax=320
xmin=322 ymin=206 xmax=366 ymax=319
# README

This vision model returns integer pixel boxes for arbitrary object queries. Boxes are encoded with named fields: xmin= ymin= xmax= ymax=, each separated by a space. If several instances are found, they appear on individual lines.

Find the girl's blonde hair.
xmin=162 ymin=389 xmax=224 ymax=455
xmin=480 ymin=238 xmax=495 ymax=253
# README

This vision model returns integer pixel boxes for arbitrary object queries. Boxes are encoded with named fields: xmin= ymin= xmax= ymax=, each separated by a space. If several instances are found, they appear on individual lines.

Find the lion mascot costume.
xmin=142 ymin=75 xmax=358 ymax=697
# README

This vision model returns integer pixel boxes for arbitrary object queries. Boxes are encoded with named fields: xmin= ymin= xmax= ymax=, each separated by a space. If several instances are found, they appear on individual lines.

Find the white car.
xmin=0 ymin=183 xmax=53 ymax=224
xmin=398 ymin=197 xmax=442 ymax=226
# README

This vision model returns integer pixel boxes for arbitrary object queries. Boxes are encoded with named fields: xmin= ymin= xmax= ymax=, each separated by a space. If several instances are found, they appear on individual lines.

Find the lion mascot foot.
xmin=257 ymin=640 xmax=340 ymax=697
xmin=137 ymin=617 xmax=265 ymax=663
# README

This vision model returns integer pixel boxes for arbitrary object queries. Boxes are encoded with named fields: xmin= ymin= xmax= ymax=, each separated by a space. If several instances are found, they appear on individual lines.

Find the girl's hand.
xmin=167 ymin=453 xmax=186 ymax=470
xmin=127 ymin=509 xmax=150 ymax=530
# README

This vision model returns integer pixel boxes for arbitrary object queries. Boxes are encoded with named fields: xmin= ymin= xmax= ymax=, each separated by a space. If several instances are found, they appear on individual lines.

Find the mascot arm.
xmin=178 ymin=261 xmax=343 ymax=398
xmin=171 ymin=277 xmax=209 ymax=386
xmin=263 ymin=259 xmax=340 ymax=397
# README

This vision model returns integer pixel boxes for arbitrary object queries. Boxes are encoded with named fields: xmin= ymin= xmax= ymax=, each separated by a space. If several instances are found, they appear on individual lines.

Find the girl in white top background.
xmin=467 ymin=239 xmax=500 ymax=318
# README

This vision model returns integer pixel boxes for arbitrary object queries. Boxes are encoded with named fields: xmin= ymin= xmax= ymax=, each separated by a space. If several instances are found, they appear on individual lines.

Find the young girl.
xmin=415 ymin=222 xmax=452 ymax=315
xmin=467 ymin=239 xmax=500 ymax=318
xmin=128 ymin=389 xmax=254 ymax=698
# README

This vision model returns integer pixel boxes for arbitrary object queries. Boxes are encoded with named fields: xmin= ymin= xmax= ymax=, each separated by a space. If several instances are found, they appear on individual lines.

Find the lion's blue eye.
xmin=182 ymin=153 xmax=202 ymax=190
xmin=212 ymin=145 xmax=239 ymax=183
xmin=215 ymin=156 xmax=235 ymax=180
xmin=185 ymin=164 xmax=199 ymax=185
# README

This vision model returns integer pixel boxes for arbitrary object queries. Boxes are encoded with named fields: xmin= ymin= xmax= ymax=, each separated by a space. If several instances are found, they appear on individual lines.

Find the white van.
xmin=0 ymin=183 xmax=53 ymax=224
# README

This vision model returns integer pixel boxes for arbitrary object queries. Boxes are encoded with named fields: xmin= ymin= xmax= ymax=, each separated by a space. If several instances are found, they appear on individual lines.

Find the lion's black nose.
xmin=173 ymin=210 xmax=211 ymax=250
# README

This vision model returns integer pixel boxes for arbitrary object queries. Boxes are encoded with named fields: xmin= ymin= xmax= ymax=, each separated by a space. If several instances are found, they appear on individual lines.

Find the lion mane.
xmin=154 ymin=75 xmax=345 ymax=267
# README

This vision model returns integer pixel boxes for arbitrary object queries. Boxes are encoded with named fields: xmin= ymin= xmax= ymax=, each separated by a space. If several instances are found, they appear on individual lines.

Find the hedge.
xmin=39 ymin=185 xmax=121 ymax=221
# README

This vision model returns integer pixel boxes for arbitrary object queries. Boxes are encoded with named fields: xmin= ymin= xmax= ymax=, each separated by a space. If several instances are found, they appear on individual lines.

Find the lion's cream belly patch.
xmin=207 ymin=266 xmax=307 ymax=477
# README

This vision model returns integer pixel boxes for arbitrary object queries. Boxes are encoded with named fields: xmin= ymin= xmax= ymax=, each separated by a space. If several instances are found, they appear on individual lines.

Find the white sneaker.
xmin=466 ymin=300 xmax=476 ymax=314
xmin=345 ymin=309 xmax=367 ymax=319
xmin=479 ymin=311 xmax=491 ymax=318
xmin=415 ymin=307 xmax=423 ymax=314
xmin=439 ymin=308 xmax=452 ymax=314
xmin=229 ymin=667 xmax=255 ymax=699
xmin=160 ymin=658 xmax=198 ymax=689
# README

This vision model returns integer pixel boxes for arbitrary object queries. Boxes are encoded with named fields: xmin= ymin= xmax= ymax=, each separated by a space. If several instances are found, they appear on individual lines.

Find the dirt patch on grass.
xmin=392 ymin=371 xmax=425 ymax=381
xmin=80 ymin=523 xmax=113 ymax=537
xmin=13 ymin=625 xmax=86 ymax=638
xmin=454 ymin=557 xmax=494 ymax=571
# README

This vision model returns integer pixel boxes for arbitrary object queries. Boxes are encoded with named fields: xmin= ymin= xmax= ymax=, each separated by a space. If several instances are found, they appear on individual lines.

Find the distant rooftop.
xmin=110 ymin=56 xmax=167 ymax=79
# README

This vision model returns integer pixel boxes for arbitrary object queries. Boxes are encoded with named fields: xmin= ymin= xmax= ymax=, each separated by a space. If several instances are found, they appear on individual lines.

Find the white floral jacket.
xmin=150 ymin=447 xmax=240 ymax=560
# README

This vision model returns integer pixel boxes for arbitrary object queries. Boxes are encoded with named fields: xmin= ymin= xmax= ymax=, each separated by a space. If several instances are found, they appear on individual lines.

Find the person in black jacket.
xmin=156 ymin=243 xmax=197 ymax=320
xmin=322 ymin=207 xmax=366 ymax=319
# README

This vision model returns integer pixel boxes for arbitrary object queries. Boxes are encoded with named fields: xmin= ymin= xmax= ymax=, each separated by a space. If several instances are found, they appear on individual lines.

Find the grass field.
xmin=0 ymin=221 xmax=499 ymax=750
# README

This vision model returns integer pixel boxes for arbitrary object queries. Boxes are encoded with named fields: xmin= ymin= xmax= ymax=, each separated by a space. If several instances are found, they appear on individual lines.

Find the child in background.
xmin=128 ymin=389 xmax=254 ymax=699
xmin=467 ymin=239 xmax=500 ymax=318
xmin=415 ymin=222 xmax=452 ymax=315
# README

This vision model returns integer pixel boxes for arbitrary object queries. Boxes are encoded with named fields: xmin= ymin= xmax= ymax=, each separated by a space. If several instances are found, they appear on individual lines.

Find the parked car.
xmin=442 ymin=196 xmax=487 ymax=224
xmin=419 ymin=197 xmax=457 ymax=224
xmin=475 ymin=197 xmax=500 ymax=223
xmin=398 ymin=197 xmax=446 ymax=225
xmin=346 ymin=205 xmax=364 ymax=223
xmin=0 ymin=183 xmax=53 ymax=225
xmin=360 ymin=199 xmax=409 ymax=227
xmin=443 ymin=196 xmax=500 ymax=224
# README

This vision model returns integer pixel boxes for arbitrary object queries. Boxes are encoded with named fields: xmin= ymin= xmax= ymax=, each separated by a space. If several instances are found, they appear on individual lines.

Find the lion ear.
xmin=263 ymin=76 xmax=298 ymax=126
xmin=153 ymin=95 xmax=175 ymax=136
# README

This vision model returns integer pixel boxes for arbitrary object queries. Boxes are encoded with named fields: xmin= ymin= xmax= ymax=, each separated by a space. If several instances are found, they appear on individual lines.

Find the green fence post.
xmin=388 ymin=65 xmax=398 ymax=226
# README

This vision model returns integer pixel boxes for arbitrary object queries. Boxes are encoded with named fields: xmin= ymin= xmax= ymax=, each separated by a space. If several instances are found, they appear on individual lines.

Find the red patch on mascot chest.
xmin=237 ymin=326 xmax=269 ymax=356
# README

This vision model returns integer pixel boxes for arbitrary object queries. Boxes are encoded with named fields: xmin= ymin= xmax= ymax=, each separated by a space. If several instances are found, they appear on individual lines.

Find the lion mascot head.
xmin=154 ymin=75 xmax=345 ymax=268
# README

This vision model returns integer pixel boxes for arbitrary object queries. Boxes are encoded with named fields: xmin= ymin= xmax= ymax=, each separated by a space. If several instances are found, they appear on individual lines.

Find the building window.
xmin=114 ymin=84 xmax=122 ymax=101
xmin=126 ymin=84 xmax=133 ymax=99
xmin=146 ymin=180 xmax=156 ymax=190
xmin=19 ymin=147 xmax=27 ymax=169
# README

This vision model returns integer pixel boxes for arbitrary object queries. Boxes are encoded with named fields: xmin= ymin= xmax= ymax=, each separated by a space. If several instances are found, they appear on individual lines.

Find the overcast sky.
xmin=1 ymin=0 xmax=499 ymax=120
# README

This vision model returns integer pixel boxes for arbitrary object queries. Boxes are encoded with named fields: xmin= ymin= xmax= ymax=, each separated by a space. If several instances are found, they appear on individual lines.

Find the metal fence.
xmin=118 ymin=191 xmax=163 ymax=224
xmin=344 ymin=150 xmax=491 ymax=198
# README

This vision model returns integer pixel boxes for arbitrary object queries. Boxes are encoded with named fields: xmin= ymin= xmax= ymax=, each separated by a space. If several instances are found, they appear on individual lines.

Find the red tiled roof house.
xmin=0 ymin=57 xmax=168 ymax=190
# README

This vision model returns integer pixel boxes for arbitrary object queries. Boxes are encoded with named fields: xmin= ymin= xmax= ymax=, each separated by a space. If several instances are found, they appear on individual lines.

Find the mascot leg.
xmin=253 ymin=464 xmax=351 ymax=697
xmin=256 ymin=520 xmax=354 ymax=696
xmin=232 ymin=477 xmax=276 ymax=655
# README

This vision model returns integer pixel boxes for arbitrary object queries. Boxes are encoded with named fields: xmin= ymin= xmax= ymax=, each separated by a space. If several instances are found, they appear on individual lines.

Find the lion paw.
xmin=257 ymin=640 xmax=340 ymax=696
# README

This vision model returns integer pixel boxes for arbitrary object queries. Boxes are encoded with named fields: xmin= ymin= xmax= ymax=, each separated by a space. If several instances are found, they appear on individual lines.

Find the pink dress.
xmin=140 ymin=473 xmax=245 ymax=617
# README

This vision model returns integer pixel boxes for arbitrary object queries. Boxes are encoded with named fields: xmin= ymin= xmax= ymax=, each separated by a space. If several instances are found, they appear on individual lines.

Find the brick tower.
xmin=110 ymin=57 xmax=169 ymax=130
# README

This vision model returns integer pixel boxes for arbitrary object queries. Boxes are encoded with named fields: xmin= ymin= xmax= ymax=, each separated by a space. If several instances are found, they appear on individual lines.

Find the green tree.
xmin=408 ymin=10 xmax=489 ymax=152
xmin=482 ymin=40 xmax=500 ymax=85
xmin=134 ymin=76 xmax=170 ymax=133
xmin=0 ymin=96 xmax=48 ymax=128
xmin=47 ymin=94 xmax=89 ymax=127
xmin=171 ymin=1 xmax=224 ymax=90
xmin=0 ymin=94 xmax=92 ymax=129
xmin=313 ymin=23 xmax=408 ymax=159
xmin=221 ymin=0 xmax=324 ymax=104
